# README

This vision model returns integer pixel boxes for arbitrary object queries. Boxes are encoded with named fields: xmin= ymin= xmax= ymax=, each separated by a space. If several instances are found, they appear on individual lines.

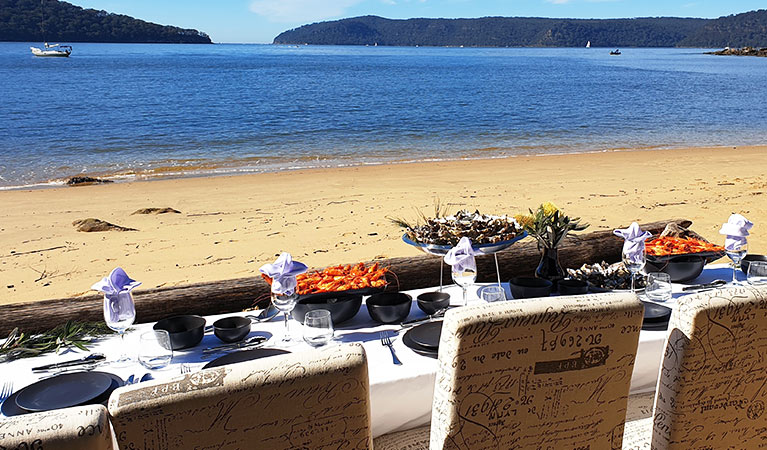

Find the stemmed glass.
xmin=452 ymin=267 xmax=477 ymax=306
xmin=726 ymin=242 xmax=747 ymax=285
xmin=103 ymin=291 xmax=136 ymax=366
xmin=622 ymin=246 xmax=646 ymax=295
xmin=272 ymin=293 xmax=299 ymax=344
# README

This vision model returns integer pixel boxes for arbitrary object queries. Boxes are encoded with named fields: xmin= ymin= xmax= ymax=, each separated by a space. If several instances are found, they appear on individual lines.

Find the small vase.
xmin=535 ymin=247 xmax=565 ymax=290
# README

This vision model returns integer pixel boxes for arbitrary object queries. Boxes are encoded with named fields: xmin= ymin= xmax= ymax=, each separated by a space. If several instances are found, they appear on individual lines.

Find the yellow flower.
xmin=514 ymin=214 xmax=534 ymax=230
xmin=541 ymin=201 xmax=559 ymax=216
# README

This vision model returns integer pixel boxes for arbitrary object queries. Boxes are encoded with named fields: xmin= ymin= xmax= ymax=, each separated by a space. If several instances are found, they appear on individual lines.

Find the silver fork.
xmin=0 ymin=380 xmax=13 ymax=403
xmin=180 ymin=364 xmax=192 ymax=375
xmin=380 ymin=331 xmax=402 ymax=366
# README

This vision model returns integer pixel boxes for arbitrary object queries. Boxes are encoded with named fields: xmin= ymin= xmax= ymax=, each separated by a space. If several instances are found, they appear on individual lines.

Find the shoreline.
xmin=1 ymin=144 xmax=765 ymax=306
xmin=0 ymin=143 xmax=740 ymax=192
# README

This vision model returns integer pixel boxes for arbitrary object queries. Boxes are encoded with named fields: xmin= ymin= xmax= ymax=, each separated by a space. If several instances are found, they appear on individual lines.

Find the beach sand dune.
xmin=1 ymin=146 xmax=764 ymax=305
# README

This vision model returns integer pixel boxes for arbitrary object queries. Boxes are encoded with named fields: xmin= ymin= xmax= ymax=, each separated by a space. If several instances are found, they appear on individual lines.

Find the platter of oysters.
xmin=567 ymin=261 xmax=646 ymax=291
xmin=395 ymin=209 xmax=526 ymax=256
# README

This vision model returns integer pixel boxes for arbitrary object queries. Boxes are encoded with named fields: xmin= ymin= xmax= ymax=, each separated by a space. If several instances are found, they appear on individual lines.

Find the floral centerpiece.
xmin=515 ymin=202 xmax=589 ymax=286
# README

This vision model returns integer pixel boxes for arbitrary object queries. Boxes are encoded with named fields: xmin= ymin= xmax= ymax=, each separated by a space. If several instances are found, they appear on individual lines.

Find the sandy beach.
xmin=1 ymin=145 xmax=765 ymax=305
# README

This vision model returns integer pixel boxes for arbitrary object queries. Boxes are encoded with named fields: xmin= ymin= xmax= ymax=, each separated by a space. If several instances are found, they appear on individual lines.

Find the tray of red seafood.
xmin=644 ymin=236 xmax=725 ymax=282
xmin=645 ymin=236 xmax=725 ymax=262
xmin=294 ymin=262 xmax=390 ymax=301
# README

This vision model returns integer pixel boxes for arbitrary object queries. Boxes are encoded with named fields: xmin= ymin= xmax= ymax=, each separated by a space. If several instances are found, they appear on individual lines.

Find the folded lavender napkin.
xmin=719 ymin=213 xmax=753 ymax=251
xmin=613 ymin=222 xmax=651 ymax=264
xmin=92 ymin=267 xmax=140 ymax=323
xmin=91 ymin=267 xmax=141 ymax=296
xmin=444 ymin=237 xmax=477 ymax=273
xmin=259 ymin=252 xmax=308 ymax=296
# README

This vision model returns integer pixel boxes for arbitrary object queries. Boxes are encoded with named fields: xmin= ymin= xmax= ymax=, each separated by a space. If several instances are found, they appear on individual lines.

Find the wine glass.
xmin=272 ymin=293 xmax=299 ymax=344
xmin=452 ymin=268 xmax=477 ymax=306
xmin=103 ymin=290 xmax=136 ymax=366
xmin=622 ymin=246 xmax=646 ymax=295
xmin=726 ymin=242 xmax=747 ymax=285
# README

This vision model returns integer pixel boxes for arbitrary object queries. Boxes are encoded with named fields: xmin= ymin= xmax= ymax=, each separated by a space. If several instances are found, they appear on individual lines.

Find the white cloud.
xmin=546 ymin=0 xmax=572 ymax=4
xmin=250 ymin=0 xmax=363 ymax=23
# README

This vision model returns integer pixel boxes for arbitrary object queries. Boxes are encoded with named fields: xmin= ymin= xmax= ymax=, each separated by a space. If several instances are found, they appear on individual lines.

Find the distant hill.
xmin=274 ymin=11 xmax=767 ymax=48
xmin=679 ymin=10 xmax=767 ymax=47
xmin=0 ymin=0 xmax=211 ymax=43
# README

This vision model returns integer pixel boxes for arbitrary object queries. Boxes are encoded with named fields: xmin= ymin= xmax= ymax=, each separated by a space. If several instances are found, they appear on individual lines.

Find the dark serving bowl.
xmin=291 ymin=294 xmax=362 ymax=325
xmin=154 ymin=315 xmax=206 ymax=350
xmin=417 ymin=292 xmax=451 ymax=315
xmin=509 ymin=277 xmax=553 ymax=299
xmin=557 ymin=279 xmax=589 ymax=295
xmin=213 ymin=316 xmax=251 ymax=343
xmin=367 ymin=292 xmax=412 ymax=324
xmin=742 ymin=254 xmax=767 ymax=275
xmin=646 ymin=255 xmax=706 ymax=282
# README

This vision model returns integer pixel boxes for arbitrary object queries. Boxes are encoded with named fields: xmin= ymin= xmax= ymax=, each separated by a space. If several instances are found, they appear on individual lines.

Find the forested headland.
xmin=0 ymin=0 xmax=211 ymax=43
xmin=274 ymin=10 xmax=767 ymax=48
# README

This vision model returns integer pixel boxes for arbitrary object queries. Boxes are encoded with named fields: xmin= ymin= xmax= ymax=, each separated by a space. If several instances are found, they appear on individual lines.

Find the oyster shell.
xmin=566 ymin=261 xmax=646 ymax=291
xmin=404 ymin=210 xmax=522 ymax=246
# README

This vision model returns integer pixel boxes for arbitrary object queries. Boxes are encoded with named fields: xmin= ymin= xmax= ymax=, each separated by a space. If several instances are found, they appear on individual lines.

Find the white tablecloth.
xmin=0 ymin=264 xmax=741 ymax=437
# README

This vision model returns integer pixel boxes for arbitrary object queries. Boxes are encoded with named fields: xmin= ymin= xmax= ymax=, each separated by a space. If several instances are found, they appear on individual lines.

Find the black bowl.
xmin=557 ymin=279 xmax=589 ymax=295
xmin=213 ymin=316 xmax=251 ymax=343
xmin=646 ymin=255 xmax=705 ymax=282
xmin=154 ymin=315 xmax=206 ymax=350
xmin=509 ymin=277 xmax=553 ymax=299
xmin=367 ymin=293 xmax=412 ymax=324
xmin=291 ymin=294 xmax=362 ymax=325
xmin=742 ymin=254 xmax=767 ymax=275
xmin=417 ymin=292 xmax=451 ymax=315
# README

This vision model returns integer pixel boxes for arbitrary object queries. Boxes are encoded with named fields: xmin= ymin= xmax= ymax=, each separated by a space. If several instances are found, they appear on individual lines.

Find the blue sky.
xmin=68 ymin=0 xmax=765 ymax=44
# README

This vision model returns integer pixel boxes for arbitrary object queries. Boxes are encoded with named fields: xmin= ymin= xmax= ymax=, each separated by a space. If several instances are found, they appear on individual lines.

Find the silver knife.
xmin=682 ymin=280 xmax=727 ymax=291
xmin=32 ymin=353 xmax=106 ymax=373
xmin=202 ymin=336 xmax=268 ymax=354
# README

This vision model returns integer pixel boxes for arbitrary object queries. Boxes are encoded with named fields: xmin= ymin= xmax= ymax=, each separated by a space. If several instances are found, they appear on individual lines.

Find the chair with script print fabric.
xmin=0 ymin=404 xmax=115 ymax=449
xmin=374 ymin=292 xmax=644 ymax=450
xmin=108 ymin=343 xmax=372 ymax=450
xmin=622 ymin=284 xmax=767 ymax=449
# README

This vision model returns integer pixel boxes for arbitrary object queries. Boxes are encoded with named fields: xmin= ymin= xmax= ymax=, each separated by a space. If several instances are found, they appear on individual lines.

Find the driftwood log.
xmin=0 ymin=219 xmax=690 ymax=335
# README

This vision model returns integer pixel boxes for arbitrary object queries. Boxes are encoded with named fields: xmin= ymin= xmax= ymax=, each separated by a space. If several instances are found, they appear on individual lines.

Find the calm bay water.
xmin=1 ymin=42 xmax=766 ymax=189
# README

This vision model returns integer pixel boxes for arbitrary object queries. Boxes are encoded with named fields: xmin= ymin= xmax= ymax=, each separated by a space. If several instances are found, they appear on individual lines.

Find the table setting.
xmin=2 ymin=210 xmax=767 ymax=438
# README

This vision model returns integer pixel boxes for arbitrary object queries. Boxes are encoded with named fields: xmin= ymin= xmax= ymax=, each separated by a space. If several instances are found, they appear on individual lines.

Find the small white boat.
xmin=586 ymin=41 xmax=591 ymax=48
xmin=30 ymin=42 xmax=72 ymax=57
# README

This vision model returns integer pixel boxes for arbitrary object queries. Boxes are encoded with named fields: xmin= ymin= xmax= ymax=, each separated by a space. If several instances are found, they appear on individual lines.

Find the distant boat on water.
xmin=586 ymin=41 xmax=591 ymax=48
xmin=30 ymin=0 xmax=72 ymax=57
xmin=30 ymin=43 xmax=72 ymax=57
xmin=610 ymin=49 xmax=621 ymax=55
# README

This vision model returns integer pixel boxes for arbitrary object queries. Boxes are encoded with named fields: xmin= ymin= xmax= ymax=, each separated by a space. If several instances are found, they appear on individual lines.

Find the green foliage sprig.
xmin=0 ymin=321 xmax=116 ymax=362
xmin=515 ymin=202 xmax=589 ymax=250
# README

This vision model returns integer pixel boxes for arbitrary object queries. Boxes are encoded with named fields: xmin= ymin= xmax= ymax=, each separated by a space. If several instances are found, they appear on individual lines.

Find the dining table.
xmin=0 ymin=263 xmax=741 ymax=438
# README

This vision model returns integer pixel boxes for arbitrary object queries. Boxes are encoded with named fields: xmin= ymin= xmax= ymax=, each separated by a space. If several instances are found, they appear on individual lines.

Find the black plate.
xmin=402 ymin=329 xmax=438 ymax=358
xmin=2 ymin=372 xmax=123 ymax=417
xmin=642 ymin=321 xmax=670 ymax=332
xmin=202 ymin=348 xmax=291 ymax=369
xmin=1 ymin=388 xmax=26 ymax=416
xmin=642 ymin=301 xmax=672 ymax=323
xmin=407 ymin=321 xmax=443 ymax=349
xmin=14 ymin=372 xmax=113 ymax=412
